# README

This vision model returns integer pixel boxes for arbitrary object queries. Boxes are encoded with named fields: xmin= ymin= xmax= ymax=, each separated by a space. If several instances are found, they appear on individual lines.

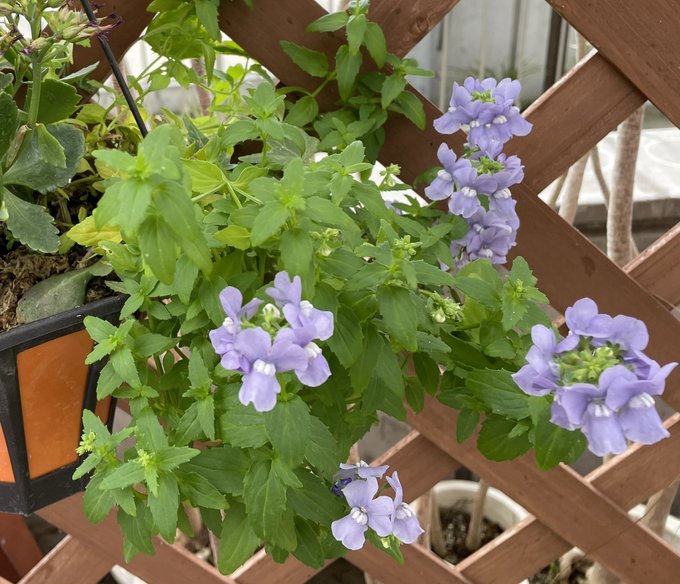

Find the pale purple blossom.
xmin=386 ymin=472 xmax=424 ymax=544
xmin=424 ymin=143 xmax=466 ymax=201
xmin=234 ymin=328 xmax=308 ymax=412
xmin=209 ymin=287 xmax=262 ymax=370
xmin=331 ymin=478 xmax=393 ymax=550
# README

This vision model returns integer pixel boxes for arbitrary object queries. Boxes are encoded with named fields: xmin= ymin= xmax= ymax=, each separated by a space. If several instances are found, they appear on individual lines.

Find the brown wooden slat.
xmin=516 ymin=50 xmax=645 ymax=195
xmin=456 ymin=413 xmax=680 ymax=584
xmin=626 ymin=222 xmax=680 ymax=306
xmin=0 ymin=516 xmax=42 ymax=578
xmin=18 ymin=536 xmax=111 ymax=584
xmin=233 ymin=432 xmax=459 ymax=583
xmin=408 ymin=397 xmax=680 ymax=584
xmin=368 ymin=0 xmax=460 ymax=58
xmin=349 ymin=542 xmax=474 ymax=584
xmin=71 ymin=0 xmax=153 ymax=83
xmin=547 ymin=0 xmax=680 ymax=128
xmin=37 ymin=495 xmax=237 ymax=584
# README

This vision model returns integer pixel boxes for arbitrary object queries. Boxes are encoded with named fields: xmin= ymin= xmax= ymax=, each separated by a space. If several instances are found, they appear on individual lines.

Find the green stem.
xmin=26 ymin=54 xmax=42 ymax=127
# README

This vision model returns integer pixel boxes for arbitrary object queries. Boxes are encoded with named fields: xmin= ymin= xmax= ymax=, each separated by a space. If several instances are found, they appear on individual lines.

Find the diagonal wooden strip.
xmin=71 ymin=0 xmax=153 ymax=84
xmin=18 ymin=536 xmax=112 ymax=584
xmin=232 ymin=431 xmax=459 ymax=583
xmin=408 ymin=396 xmax=680 ymax=584
xmin=516 ymin=50 xmax=645 ymax=195
xmin=626 ymin=222 xmax=680 ymax=307
xmin=349 ymin=541 xmax=474 ymax=584
xmin=456 ymin=412 xmax=680 ymax=584
xmin=37 ymin=495 xmax=238 ymax=584
xmin=547 ymin=0 xmax=680 ymax=128
xmin=368 ymin=0 xmax=460 ymax=58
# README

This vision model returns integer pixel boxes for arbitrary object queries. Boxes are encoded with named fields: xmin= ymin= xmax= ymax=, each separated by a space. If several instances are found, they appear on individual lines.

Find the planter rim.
xmin=0 ymin=295 xmax=126 ymax=353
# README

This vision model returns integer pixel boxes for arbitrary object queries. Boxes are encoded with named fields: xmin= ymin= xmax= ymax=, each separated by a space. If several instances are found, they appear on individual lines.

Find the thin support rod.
xmin=79 ymin=0 xmax=148 ymax=137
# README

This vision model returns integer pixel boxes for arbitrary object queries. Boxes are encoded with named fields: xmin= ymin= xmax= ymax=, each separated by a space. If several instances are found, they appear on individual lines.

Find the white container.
xmin=433 ymin=480 xmax=530 ymax=584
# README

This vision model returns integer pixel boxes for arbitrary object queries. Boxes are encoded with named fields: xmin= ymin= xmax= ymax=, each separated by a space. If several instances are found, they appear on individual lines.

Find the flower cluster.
xmin=209 ymin=272 xmax=333 ymax=412
xmin=331 ymin=462 xmax=424 ymax=550
xmin=512 ymin=298 xmax=677 ymax=456
xmin=427 ymin=77 xmax=531 ymax=267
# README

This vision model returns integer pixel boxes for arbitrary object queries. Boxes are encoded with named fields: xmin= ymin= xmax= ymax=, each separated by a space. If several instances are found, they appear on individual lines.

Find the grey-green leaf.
xmin=2 ymin=189 xmax=59 ymax=253
xmin=16 ymin=268 xmax=92 ymax=323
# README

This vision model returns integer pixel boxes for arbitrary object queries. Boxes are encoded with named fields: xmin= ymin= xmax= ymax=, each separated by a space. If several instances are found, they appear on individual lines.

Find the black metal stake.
xmin=79 ymin=0 xmax=148 ymax=137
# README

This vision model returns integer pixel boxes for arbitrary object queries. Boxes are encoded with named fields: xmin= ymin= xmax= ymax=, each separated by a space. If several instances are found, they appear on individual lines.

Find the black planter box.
xmin=0 ymin=295 xmax=125 ymax=514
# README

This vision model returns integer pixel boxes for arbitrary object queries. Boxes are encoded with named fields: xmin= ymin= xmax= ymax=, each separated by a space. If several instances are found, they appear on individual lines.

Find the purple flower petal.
xmin=342 ymin=477 xmax=378 ymax=508
xmin=235 ymin=328 xmax=271 ymax=363
xmin=296 ymin=348 xmax=331 ymax=387
xmin=619 ymin=393 xmax=669 ymax=445
xmin=331 ymin=514 xmax=368 ymax=550
xmin=366 ymin=496 xmax=394 ymax=537
xmin=266 ymin=272 xmax=302 ymax=307
xmin=581 ymin=402 xmax=627 ymax=456
xmin=239 ymin=365 xmax=281 ymax=412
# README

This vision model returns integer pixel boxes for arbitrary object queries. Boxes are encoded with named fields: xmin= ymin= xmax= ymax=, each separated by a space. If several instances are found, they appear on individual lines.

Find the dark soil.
xmin=0 ymin=244 xmax=114 ymax=332
xmin=435 ymin=507 xmax=504 ymax=564
xmin=434 ymin=508 xmax=593 ymax=583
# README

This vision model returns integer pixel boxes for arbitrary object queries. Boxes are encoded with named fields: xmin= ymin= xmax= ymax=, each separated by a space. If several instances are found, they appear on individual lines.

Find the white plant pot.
xmin=433 ymin=480 xmax=530 ymax=584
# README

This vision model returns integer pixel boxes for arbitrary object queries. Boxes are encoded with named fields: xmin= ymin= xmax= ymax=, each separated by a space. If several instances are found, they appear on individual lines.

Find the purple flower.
xmin=334 ymin=461 xmax=389 ymax=483
xmin=564 ymin=298 xmax=614 ymax=340
xmin=331 ymin=477 xmax=394 ymax=550
xmin=448 ymin=162 xmax=497 ymax=218
xmin=386 ymin=472 xmax=424 ymax=544
xmin=234 ymin=328 xmax=308 ymax=412
xmin=209 ymin=287 xmax=262 ymax=370
xmin=266 ymin=272 xmax=334 ymax=341
xmin=433 ymin=77 xmax=532 ymax=149
xmin=424 ymin=143 xmax=466 ymax=202
xmin=512 ymin=325 xmax=577 ymax=396
xmin=277 ymin=326 xmax=331 ymax=387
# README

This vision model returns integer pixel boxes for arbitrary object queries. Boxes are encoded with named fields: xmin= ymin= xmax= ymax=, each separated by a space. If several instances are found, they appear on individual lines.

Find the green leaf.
xmin=346 ymin=13 xmax=367 ymax=55
xmin=377 ymin=284 xmax=418 ymax=351
xmin=250 ymin=201 xmax=289 ymax=246
xmin=197 ymin=395 xmax=216 ymax=440
xmin=118 ymin=501 xmax=155 ymax=561
xmin=412 ymin=260 xmax=456 ymax=287
xmin=101 ymin=461 xmax=145 ymax=490
xmin=477 ymin=416 xmax=531 ymax=461
xmin=362 ymin=333 xmax=406 ymax=420
xmin=218 ymin=502 xmax=260 ymax=574
xmin=381 ymin=74 xmax=407 ymax=109
xmin=4 ymin=124 xmax=84 ymax=193
xmin=244 ymin=459 xmax=295 ymax=549
xmin=288 ymin=470 xmax=344 ymax=525
xmin=293 ymin=519 xmax=325 ymax=568
xmin=265 ymin=396 xmax=311 ymax=466
xmin=35 ymin=78 xmax=80 ymax=124
xmin=395 ymin=91 xmax=426 ymax=129
xmin=326 ymin=306 xmax=363 ymax=368
xmin=413 ymin=353 xmax=440 ymax=394
xmin=335 ymin=45 xmax=362 ymax=101
xmin=456 ymin=409 xmax=480 ymax=443
xmin=194 ymin=0 xmax=220 ymax=39
xmin=304 ymin=417 xmax=341 ymax=479
xmin=364 ymin=22 xmax=387 ymax=67
xmin=455 ymin=260 xmax=502 ymax=309
xmin=35 ymin=124 xmax=66 ymax=167
xmin=533 ymin=401 xmax=587 ymax=470
xmin=156 ymin=446 xmax=200 ymax=471
xmin=2 ymin=189 xmax=59 ymax=253
xmin=83 ymin=473 xmax=117 ymax=523
xmin=110 ymin=346 xmax=141 ymax=387
xmin=220 ymin=408 xmax=268 ymax=448
xmin=159 ymin=181 xmax=212 ymax=275
xmin=149 ymin=473 xmax=179 ymax=542
xmin=280 ymin=41 xmax=329 ymax=78
xmin=214 ymin=224 xmax=251 ymax=250
xmin=15 ymin=267 xmax=91 ymax=323
xmin=184 ymin=159 xmax=225 ymax=193
xmin=181 ymin=445 xmax=250 ymax=496
xmin=85 ymin=316 xmax=117 ymax=343
xmin=467 ymin=369 xmax=530 ymax=420
xmin=286 ymin=95 xmax=319 ymax=127
xmin=0 ymin=92 xmax=19 ymax=163
xmin=306 ymin=10 xmax=348 ymax=32
xmin=180 ymin=472 xmax=228 ymax=509
xmin=279 ymin=229 xmax=314 ymax=283
xmin=133 ymin=333 xmax=176 ymax=357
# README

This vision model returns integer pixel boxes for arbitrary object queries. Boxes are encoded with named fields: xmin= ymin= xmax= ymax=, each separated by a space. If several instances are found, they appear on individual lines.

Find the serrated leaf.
xmin=0 ymin=92 xmax=18 ymax=163
xmin=180 ymin=472 xmax=228 ymax=509
xmin=83 ymin=473 xmax=117 ymax=523
xmin=477 ymin=415 xmax=531 ymax=461
xmin=214 ymin=224 xmax=251 ymax=249
xmin=67 ymin=215 xmax=122 ymax=246
xmin=184 ymin=158 xmax=225 ymax=193
xmin=364 ymin=21 xmax=387 ymax=67
xmin=306 ymin=11 xmax=348 ymax=32
xmin=194 ymin=0 xmax=220 ymax=39
xmin=346 ymin=13 xmax=367 ymax=55
xmin=377 ymin=284 xmax=418 ymax=351
xmin=456 ymin=409 xmax=480 ymax=443
xmin=35 ymin=78 xmax=80 ymax=124
xmin=250 ymin=201 xmax=289 ymax=246
xmin=381 ymin=74 xmax=407 ymax=109
xmin=467 ymin=369 xmax=530 ymax=420
xmin=533 ymin=401 xmax=587 ymax=470
xmin=335 ymin=45 xmax=361 ymax=101
xmin=220 ymin=408 xmax=268 ymax=448
xmin=293 ymin=519 xmax=325 ymax=568
xmin=148 ymin=473 xmax=179 ymax=542
xmin=101 ymin=461 xmax=145 ymax=490
xmin=218 ymin=502 xmax=260 ymax=574
xmin=285 ymin=95 xmax=319 ymax=127
xmin=2 ymin=189 xmax=59 ymax=253
xmin=265 ymin=396 xmax=311 ymax=466
xmin=304 ymin=417 xmax=341 ymax=479
xmin=182 ymin=445 xmax=250 ymax=496
xmin=395 ymin=91 xmax=426 ymax=129
xmin=288 ymin=470 xmax=344 ymax=525
xmin=280 ymin=41 xmax=329 ymax=78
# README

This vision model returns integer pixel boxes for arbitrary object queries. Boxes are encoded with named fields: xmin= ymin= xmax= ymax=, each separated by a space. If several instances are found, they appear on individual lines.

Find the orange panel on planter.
xmin=0 ymin=423 xmax=15 ymax=482
xmin=17 ymin=330 xmax=93 ymax=478
xmin=95 ymin=396 xmax=112 ymax=425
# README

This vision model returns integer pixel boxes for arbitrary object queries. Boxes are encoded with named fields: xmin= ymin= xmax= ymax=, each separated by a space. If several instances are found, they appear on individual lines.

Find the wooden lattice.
xmin=11 ymin=1 xmax=680 ymax=583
